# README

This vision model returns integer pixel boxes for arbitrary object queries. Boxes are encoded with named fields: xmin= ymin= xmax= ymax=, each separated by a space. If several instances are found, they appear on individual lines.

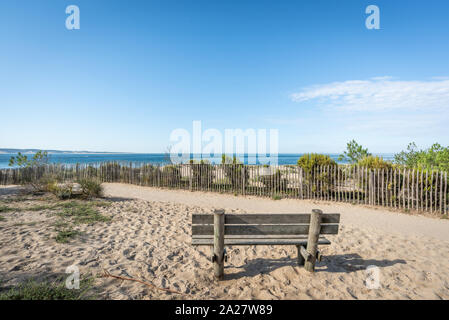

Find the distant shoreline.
xmin=0 ymin=149 xmax=130 ymax=155
xmin=0 ymin=152 xmax=396 ymax=169
xmin=0 ymin=152 xmax=128 ymax=155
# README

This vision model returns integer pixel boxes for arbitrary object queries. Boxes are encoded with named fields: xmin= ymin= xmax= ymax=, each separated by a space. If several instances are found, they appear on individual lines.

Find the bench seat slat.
xmin=192 ymin=213 xmax=340 ymax=225
xmin=193 ymin=235 xmax=311 ymax=239
xmin=192 ymin=224 xmax=339 ymax=236
xmin=191 ymin=237 xmax=331 ymax=246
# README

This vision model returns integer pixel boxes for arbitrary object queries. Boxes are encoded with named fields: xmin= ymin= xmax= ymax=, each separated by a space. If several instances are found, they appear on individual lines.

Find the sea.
xmin=0 ymin=153 xmax=396 ymax=169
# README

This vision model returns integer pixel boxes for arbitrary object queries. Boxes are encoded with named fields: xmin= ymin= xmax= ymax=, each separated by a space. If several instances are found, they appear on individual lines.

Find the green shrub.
xmin=78 ymin=178 xmax=103 ymax=198
xmin=221 ymin=154 xmax=233 ymax=164
xmin=8 ymin=151 xmax=49 ymax=168
xmin=297 ymin=153 xmax=336 ymax=171
xmin=297 ymin=154 xmax=337 ymax=195
xmin=160 ymin=165 xmax=181 ymax=187
xmin=356 ymin=156 xmax=392 ymax=170
xmin=39 ymin=174 xmax=61 ymax=192
xmin=190 ymin=160 xmax=215 ymax=188
xmin=49 ymin=183 xmax=74 ymax=200
xmin=8 ymin=151 xmax=53 ymax=191
xmin=338 ymin=140 xmax=371 ymax=163
xmin=395 ymin=142 xmax=449 ymax=172
xmin=17 ymin=172 xmax=61 ymax=193
xmin=140 ymin=164 xmax=159 ymax=186
xmin=221 ymin=156 xmax=249 ymax=189
xmin=356 ymin=156 xmax=394 ymax=200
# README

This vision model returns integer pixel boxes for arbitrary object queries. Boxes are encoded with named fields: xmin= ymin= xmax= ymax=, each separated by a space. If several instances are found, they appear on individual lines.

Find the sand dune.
xmin=1 ymin=184 xmax=449 ymax=299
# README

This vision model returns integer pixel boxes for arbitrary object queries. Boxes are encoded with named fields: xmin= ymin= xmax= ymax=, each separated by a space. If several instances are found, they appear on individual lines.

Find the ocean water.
xmin=0 ymin=153 xmax=395 ymax=169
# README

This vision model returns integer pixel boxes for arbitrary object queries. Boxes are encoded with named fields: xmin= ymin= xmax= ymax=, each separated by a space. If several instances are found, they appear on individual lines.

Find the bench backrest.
xmin=192 ymin=213 xmax=340 ymax=237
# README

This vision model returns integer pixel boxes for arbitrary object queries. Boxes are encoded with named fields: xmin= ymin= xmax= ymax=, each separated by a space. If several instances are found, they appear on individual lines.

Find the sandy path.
xmin=103 ymin=183 xmax=449 ymax=241
xmin=1 ymin=184 xmax=449 ymax=300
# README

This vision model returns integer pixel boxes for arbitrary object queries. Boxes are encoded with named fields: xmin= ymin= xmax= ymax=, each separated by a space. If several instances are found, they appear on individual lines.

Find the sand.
xmin=1 ymin=183 xmax=449 ymax=299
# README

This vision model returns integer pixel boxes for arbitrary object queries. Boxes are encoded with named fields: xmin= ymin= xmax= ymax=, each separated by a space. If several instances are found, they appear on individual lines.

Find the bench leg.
xmin=316 ymin=250 xmax=323 ymax=262
xmin=296 ymin=245 xmax=305 ymax=266
xmin=304 ymin=209 xmax=322 ymax=272
xmin=214 ymin=209 xmax=225 ymax=280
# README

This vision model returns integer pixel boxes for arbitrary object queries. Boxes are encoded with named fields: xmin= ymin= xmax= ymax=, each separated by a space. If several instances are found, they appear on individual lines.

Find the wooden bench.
xmin=192 ymin=209 xmax=340 ymax=279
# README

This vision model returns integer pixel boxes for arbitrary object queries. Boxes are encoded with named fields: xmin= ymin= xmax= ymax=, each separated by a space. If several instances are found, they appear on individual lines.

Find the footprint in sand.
xmin=123 ymin=248 xmax=136 ymax=260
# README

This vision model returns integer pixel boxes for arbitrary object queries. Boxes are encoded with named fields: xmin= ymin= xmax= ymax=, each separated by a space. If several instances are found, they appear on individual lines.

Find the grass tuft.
xmin=0 ymin=198 xmax=112 ymax=215
xmin=27 ymin=204 xmax=54 ymax=211
xmin=0 ymin=205 xmax=16 ymax=213
xmin=56 ymin=201 xmax=110 ymax=225
xmin=272 ymin=194 xmax=282 ymax=200
xmin=0 ymin=277 xmax=94 ymax=300
xmin=53 ymin=220 xmax=80 ymax=243
xmin=55 ymin=229 xmax=80 ymax=243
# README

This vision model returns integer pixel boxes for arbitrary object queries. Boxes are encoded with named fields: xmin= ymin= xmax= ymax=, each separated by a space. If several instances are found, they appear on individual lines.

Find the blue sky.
xmin=1 ymin=0 xmax=448 ymax=153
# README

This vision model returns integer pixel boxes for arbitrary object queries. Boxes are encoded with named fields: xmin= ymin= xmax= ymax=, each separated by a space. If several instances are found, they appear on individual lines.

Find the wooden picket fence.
xmin=0 ymin=162 xmax=448 ymax=215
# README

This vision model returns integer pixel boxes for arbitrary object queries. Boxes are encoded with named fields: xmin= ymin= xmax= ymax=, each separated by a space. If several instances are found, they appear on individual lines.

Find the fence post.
xmin=242 ymin=166 xmax=246 ymax=195
xmin=213 ymin=209 xmax=225 ymax=280
xmin=304 ymin=209 xmax=322 ymax=272
xmin=444 ymin=172 xmax=448 ymax=215
xmin=189 ymin=164 xmax=193 ymax=191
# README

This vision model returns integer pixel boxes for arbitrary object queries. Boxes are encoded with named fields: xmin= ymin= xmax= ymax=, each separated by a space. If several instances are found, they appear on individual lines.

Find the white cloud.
xmin=291 ymin=78 xmax=449 ymax=111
